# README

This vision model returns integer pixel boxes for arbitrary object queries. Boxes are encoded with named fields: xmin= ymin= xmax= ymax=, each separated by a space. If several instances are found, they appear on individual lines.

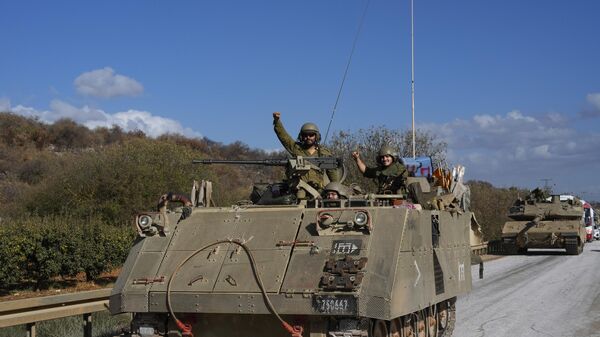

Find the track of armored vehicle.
xmin=502 ymin=193 xmax=586 ymax=255
xmin=110 ymin=159 xmax=473 ymax=337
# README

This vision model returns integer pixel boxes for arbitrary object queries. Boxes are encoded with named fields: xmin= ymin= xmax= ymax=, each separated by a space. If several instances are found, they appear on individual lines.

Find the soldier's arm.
xmin=273 ymin=113 xmax=298 ymax=154
xmin=351 ymin=151 xmax=367 ymax=174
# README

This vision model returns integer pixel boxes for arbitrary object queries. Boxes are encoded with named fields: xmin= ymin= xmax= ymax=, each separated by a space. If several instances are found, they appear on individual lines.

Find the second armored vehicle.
xmin=502 ymin=189 xmax=586 ymax=255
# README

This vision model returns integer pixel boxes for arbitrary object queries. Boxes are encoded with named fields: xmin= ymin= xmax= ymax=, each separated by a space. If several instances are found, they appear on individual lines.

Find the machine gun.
xmin=193 ymin=156 xmax=345 ymax=200
xmin=193 ymin=156 xmax=342 ymax=170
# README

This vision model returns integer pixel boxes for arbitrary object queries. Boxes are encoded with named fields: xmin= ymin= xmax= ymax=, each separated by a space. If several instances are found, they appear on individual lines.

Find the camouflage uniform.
xmin=273 ymin=119 xmax=340 ymax=191
xmin=363 ymin=162 xmax=408 ymax=194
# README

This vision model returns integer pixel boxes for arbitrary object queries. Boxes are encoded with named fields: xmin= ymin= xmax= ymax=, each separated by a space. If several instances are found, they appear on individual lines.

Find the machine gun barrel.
xmin=193 ymin=156 xmax=342 ymax=170
xmin=192 ymin=159 xmax=288 ymax=166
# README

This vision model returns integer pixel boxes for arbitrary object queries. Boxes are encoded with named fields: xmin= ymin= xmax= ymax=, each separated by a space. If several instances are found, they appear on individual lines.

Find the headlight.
xmin=354 ymin=212 xmax=368 ymax=226
xmin=138 ymin=215 xmax=152 ymax=229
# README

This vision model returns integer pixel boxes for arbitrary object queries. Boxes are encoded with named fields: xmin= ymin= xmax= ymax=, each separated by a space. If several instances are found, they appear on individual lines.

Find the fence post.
xmin=26 ymin=323 xmax=36 ymax=337
xmin=83 ymin=314 xmax=92 ymax=337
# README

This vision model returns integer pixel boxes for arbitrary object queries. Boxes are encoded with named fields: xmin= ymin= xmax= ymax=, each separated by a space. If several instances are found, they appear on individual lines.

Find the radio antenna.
xmin=410 ymin=0 xmax=416 ymax=158
xmin=323 ymin=0 xmax=372 ymax=143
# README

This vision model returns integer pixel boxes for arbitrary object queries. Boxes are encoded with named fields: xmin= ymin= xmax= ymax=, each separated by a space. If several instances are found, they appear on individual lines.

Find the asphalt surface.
xmin=454 ymin=240 xmax=600 ymax=337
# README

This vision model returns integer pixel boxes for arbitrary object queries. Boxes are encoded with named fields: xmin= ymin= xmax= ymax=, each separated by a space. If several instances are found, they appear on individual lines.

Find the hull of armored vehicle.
xmin=501 ymin=194 xmax=586 ymax=255
xmin=501 ymin=220 xmax=585 ymax=255
xmin=110 ymin=202 xmax=472 ymax=337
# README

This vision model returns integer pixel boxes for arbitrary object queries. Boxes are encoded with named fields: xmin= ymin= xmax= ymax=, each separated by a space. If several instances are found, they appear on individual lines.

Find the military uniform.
xmin=273 ymin=119 xmax=340 ymax=191
xmin=363 ymin=162 xmax=408 ymax=194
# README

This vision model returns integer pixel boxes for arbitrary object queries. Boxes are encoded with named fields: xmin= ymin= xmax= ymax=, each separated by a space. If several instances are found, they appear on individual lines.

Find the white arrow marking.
xmin=414 ymin=260 xmax=421 ymax=287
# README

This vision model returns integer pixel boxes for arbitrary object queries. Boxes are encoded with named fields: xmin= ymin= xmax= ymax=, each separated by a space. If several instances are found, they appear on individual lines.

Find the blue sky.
xmin=1 ymin=0 xmax=600 ymax=200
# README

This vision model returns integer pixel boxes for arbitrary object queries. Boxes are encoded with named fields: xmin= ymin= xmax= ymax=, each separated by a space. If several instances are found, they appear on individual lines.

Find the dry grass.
xmin=0 ymin=268 xmax=120 ymax=301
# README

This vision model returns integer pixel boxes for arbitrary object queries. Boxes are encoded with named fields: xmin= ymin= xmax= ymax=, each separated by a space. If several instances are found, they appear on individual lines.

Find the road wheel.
xmin=427 ymin=307 xmax=438 ymax=337
xmin=437 ymin=299 xmax=456 ymax=337
xmin=372 ymin=320 xmax=388 ymax=337
xmin=401 ymin=315 xmax=418 ymax=337
xmin=438 ymin=302 xmax=448 ymax=332
xmin=389 ymin=318 xmax=402 ymax=337
xmin=416 ymin=311 xmax=426 ymax=337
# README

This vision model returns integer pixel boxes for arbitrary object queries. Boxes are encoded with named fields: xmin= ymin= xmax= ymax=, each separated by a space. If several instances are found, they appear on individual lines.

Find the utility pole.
xmin=540 ymin=178 xmax=552 ymax=193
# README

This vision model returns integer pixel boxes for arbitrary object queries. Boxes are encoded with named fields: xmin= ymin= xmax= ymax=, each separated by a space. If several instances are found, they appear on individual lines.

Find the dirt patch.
xmin=0 ymin=268 xmax=121 ymax=302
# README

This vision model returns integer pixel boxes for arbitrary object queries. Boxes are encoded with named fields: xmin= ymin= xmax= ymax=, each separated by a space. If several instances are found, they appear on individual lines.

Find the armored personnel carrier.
xmin=501 ymin=189 xmax=586 ymax=255
xmin=110 ymin=157 xmax=473 ymax=337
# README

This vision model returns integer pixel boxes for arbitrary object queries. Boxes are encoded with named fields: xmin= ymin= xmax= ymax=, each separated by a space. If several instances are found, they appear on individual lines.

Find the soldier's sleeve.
xmin=398 ymin=163 xmax=409 ymax=180
xmin=326 ymin=168 xmax=341 ymax=182
xmin=273 ymin=119 xmax=298 ymax=155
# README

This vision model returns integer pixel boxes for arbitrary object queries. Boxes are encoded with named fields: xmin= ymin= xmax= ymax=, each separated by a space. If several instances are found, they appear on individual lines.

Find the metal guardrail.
xmin=0 ymin=288 xmax=112 ymax=337
xmin=487 ymin=239 xmax=504 ymax=254
xmin=471 ymin=240 xmax=505 ymax=256
xmin=471 ymin=242 xmax=489 ymax=255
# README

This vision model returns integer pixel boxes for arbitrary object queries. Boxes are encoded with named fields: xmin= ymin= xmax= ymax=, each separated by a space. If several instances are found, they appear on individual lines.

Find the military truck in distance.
xmin=501 ymin=190 xmax=586 ymax=255
xmin=109 ymin=157 xmax=473 ymax=337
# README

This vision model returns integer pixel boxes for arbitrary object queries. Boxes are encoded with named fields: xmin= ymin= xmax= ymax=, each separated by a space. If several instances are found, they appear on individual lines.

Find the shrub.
xmin=0 ymin=217 xmax=135 ymax=290
xmin=24 ymin=138 xmax=209 ymax=224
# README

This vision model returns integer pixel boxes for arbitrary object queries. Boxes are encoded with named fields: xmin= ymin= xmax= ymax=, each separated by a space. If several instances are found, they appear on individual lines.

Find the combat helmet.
xmin=377 ymin=145 xmax=397 ymax=164
xmin=323 ymin=181 xmax=349 ymax=199
xmin=297 ymin=122 xmax=321 ymax=143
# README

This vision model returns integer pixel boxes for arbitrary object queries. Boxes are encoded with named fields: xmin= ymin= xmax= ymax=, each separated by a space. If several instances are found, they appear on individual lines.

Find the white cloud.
xmin=473 ymin=114 xmax=496 ymax=128
xmin=74 ymin=67 xmax=143 ymax=98
xmin=420 ymin=108 xmax=600 ymax=200
xmin=587 ymin=93 xmax=600 ymax=110
xmin=532 ymin=144 xmax=551 ymax=159
xmin=5 ymin=100 xmax=201 ymax=138
xmin=85 ymin=109 xmax=200 ymax=138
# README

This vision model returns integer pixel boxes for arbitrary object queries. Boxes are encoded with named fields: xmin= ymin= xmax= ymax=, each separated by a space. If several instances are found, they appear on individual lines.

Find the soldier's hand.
xmin=273 ymin=112 xmax=281 ymax=120
xmin=351 ymin=151 xmax=360 ymax=160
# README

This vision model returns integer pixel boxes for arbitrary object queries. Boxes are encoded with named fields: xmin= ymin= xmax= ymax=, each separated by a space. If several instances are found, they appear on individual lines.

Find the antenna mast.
xmin=410 ymin=0 xmax=416 ymax=158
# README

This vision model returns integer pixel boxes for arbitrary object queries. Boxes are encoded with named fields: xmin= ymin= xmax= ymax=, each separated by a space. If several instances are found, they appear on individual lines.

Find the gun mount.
xmin=194 ymin=156 xmax=346 ymax=200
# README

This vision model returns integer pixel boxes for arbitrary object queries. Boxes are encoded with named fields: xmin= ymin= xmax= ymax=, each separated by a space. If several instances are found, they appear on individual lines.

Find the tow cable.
xmin=166 ymin=238 xmax=304 ymax=337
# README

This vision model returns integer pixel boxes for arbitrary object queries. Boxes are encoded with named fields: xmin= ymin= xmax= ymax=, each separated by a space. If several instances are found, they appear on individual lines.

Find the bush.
xmin=23 ymin=138 xmax=209 ymax=224
xmin=0 ymin=216 xmax=135 ymax=290
xmin=467 ymin=180 xmax=528 ymax=240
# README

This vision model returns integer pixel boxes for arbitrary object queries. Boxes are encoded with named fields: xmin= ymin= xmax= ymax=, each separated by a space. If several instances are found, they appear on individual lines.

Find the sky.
xmin=1 ymin=0 xmax=600 ymax=200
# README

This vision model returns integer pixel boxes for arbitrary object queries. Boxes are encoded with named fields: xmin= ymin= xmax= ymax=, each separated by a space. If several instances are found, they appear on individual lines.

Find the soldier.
xmin=322 ymin=181 xmax=349 ymax=200
xmin=272 ymin=112 xmax=340 ymax=196
xmin=351 ymin=145 xmax=408 ymax=194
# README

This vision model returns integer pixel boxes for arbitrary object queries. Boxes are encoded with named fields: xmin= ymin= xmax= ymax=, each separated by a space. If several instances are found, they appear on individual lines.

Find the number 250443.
xmin=317 ymin=298 xmax=350 ymax=313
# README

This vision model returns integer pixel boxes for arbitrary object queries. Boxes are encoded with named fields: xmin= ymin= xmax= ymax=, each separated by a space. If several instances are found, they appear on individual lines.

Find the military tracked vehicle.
xmin=110 ymin=156 xmax=473 ymax=337
xmin=501 ymin=189 xmax=586 ymax=255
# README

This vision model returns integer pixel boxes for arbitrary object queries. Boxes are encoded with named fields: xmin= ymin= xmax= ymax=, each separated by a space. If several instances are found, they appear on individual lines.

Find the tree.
xmin=327 ymin=126 xmax=447 ymax=192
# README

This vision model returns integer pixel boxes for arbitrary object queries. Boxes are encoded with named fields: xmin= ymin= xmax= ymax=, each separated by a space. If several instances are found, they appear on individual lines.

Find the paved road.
xmin=454 ymin=240 xmax=600 ymax=337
